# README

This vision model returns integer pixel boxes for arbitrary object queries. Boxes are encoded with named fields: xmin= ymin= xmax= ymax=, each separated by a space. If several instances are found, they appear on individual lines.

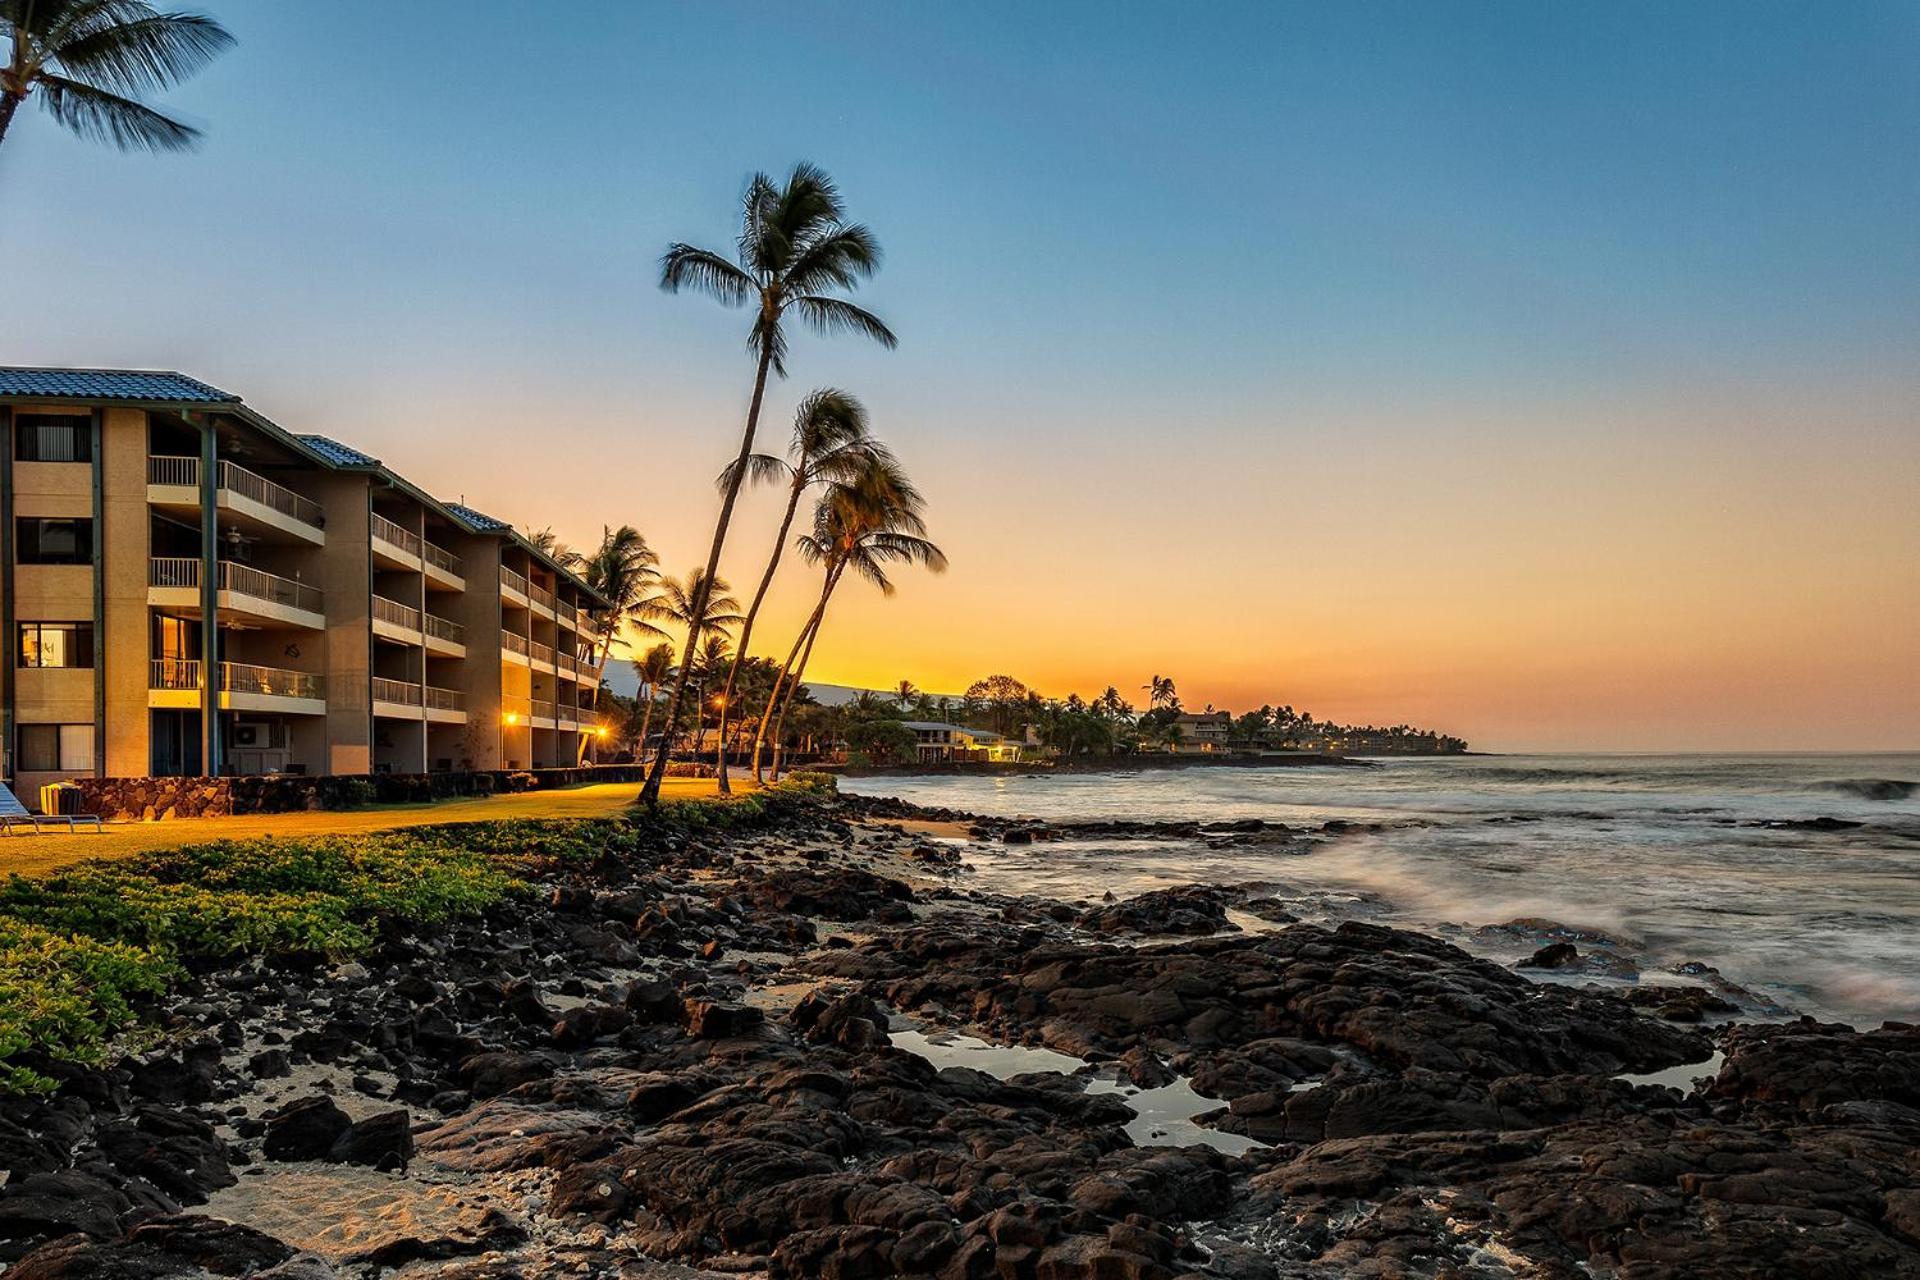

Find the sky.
xmin=2 ymin=1 xmax=1916 ymax=751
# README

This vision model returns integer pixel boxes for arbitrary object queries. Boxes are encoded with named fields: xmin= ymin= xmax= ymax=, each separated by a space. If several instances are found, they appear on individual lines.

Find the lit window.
xmin=18 ymin=622 xmax=95 ymax=669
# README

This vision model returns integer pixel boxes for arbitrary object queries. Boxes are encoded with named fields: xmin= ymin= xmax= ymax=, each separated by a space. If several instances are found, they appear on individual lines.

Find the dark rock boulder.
xmin=261 ymin=1096 xmax=350 ymax=1162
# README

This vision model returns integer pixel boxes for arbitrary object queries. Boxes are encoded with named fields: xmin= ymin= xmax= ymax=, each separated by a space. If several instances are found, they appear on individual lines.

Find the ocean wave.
xmin=1812 ymin=778 xmax=1918 ymax=802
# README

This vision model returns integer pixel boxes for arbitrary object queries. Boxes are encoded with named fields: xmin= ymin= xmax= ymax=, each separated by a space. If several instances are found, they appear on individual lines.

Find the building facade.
xmin=0 ymin=368 xmax=608 ymax=801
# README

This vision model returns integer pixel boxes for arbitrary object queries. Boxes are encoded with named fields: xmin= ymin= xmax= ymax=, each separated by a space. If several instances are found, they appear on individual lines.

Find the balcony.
xmin=527 ymin=581 xmax=557 ymax=614
xmin=370 ymin=512 xmax=424 ymax=572
xmin=528 ymin=639 xmax=556 ymax=672
xmin=149 ymin=658 xmax=325 ymax=714
xmin=423 ymin=685 xmax=468 ymax=724
xmin=150 ymin=558 xmax=326 ymax=631
xmin=372 ymin=676 xmax=422 ymax=718
xmin=499 ymin=566 xmax=529 ymax=606
xmin=148 ymin=457 xmax=325 ymax=546
xmin=531 ymin=698 xmax=556 ymax=723
xmin=422 ymin=540 xmax=465 ymax=589
xmin=501 ymin=630 xmax=529 ymax=663
xmin=372 ymin=595 xmax=422 ymax=645
xmin=423 ymin=612 xmax=466 ymax=658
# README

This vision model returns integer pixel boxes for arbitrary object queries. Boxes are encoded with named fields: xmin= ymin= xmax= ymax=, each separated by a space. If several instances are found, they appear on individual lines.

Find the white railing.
xmin=424 ymin=685 xmax=466 ymax=712
xmin=150 ymin=556 xmax=200 ymax=589
xmin=222 ymin=561 xmax=323 ymax=614
xmin=149 ymin=559 xmax=324 ymax=615
xmin=220 ymin=461 xmax=323 ymax=527
xmin=370 ymin=512 xmax=422 ymax=557
xmin=500 ymin=566 xmax=528 ymax=597
xmin=148 ymin=455 xmax=200 ymax=487
xmin=424 ymin=614 xmax=465 ymax=645
xmin=501 ymin=630 xmax=528 ymax=657
xmin=423 ymin=541 xmax=464 ymax=578
xmin=373 ymin=595 xmax=421 ymax=631
xmin=372 ymin=677 xmax=421 ymax=706
xmin=226 ymin=661 xmax=323 ymax=699
xmin=150 ymin=657 xmax=201 ymax=690
xmin=150 ymin=658 xmax=322 ymax=699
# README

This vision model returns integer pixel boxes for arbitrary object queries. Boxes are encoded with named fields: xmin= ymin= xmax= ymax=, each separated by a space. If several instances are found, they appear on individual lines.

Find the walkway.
xmin=2 ymin=778 xmax=740 ymax=876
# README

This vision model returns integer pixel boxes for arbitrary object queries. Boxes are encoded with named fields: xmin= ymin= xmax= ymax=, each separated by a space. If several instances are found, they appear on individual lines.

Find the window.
xmin=13 ymin=415 xmax=92 ymax=463
xmin=17 ymin=723 xmax=93 ymax=773
xmin=15 ymin=518 xmax=93 ymax=565
xmin=18 ymin=622 xmax=95 ymax=668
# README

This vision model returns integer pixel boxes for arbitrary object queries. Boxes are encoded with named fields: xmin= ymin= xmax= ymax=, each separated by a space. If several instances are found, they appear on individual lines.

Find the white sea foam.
xmin=845 ymin=753 xmax=1920 ymax=1026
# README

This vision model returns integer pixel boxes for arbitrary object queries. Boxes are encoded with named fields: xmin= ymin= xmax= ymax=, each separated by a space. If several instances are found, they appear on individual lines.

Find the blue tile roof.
xmin=297 ymin=434 xmax=380 ymax=468
xmin=0 ymin=367 xmax=237 ymax=403
xmin=445 ymin=502 xmax=511 ymax=533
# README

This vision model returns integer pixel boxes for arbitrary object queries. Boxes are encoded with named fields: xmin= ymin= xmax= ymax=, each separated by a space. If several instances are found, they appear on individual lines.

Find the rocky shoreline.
xmin=0 ymin=792 xmax=1915 ymax=1278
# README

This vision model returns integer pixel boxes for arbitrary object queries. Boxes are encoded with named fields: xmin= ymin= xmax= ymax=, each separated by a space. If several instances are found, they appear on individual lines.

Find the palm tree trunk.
xmin=768 ymin=566 xmax=842 ymax=779
xmin=713 ymin=474 xmax=806 ymax=793
xmin=638 ymin=342 xmax=776 ymax=807
xmin=636 ymin=690 xmax=656 ymax=761
xmin=751 ymin=565 xmax=836 ymax=784
xmin=0 ymin=91 xmax=23 ymax=149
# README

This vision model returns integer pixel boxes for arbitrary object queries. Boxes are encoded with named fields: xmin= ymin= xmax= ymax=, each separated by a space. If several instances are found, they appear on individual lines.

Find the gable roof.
xmin=297 ymin=434 xmax=379 ymax=468
xmin=0 ymin=367 xmax=237 ymax=404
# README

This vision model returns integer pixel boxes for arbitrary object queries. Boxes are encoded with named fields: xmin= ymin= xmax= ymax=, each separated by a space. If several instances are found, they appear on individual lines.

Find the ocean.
xmin=841 ymin=754 xmax=1920 ymax=1028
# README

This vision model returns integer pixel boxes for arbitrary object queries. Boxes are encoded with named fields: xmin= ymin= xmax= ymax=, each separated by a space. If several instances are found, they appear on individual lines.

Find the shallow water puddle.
xmin=1614 ymin=1051 xmax=1724 ymax=1093
xmin=889 ymin=1026 xmax=1264 ymax=1156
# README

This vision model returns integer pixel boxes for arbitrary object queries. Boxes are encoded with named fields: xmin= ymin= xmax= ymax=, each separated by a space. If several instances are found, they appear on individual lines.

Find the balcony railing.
xmin=150 ymin=558 xmax=324 ymax=616
xmin=576 ymin=704 xmax=599 ymax=725
xmin=373 ymin=595 xmax=421 ymax=631
xmin=372 ymin=677 xmax=422 ymax=706
xmin=424 ymin=614 xmax=465 ymax=646
xmin=529 ymin=640 xmax=555 ymax=667
xmin=576 ymin=607 xmax=597 ymax=630
xmin=151 ymin=658 xmax=322 ymax=700
xmin=501 ymin=630 xmax=528 ymax=657
xmin=370 ymin=512 xmax=423 ymax=558
xmin=531 ymin=698 xmax=556 ymax=721
xmin=500 ymin=566 xmax=529 ymax=597
xmin=147 ymin=457 xmax=324 ymax=528
xmin=424 ymin=685 xmax=466 ymax=712
xmin=527 ymin=581 xmax=557 ymax=611
xmin=423 ymin=541 xmax=464 ymax=578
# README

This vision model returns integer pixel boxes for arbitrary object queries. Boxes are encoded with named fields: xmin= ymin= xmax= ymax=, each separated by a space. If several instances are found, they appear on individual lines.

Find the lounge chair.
xmin=0 ymin=781 xmax=103 ymax=834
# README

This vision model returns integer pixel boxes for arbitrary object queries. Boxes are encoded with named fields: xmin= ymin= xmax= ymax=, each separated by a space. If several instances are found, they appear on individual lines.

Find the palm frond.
xmin=660 ymin=243 xmax=754 ymax=305
xmin=748 ymin=308 xmax=790 ymax=377
xmin=789 ymin=295 xmax=897 ymax=349
xmin=716 ymin=451 xmax=790 ymax=493
xmin=782 ymin=224 xmax=883 ymax=296
xmin=791 ymin=387 xmax=870 ymax=460
xmin=50 ymin=9 xmax=234 ymax=95
xmin=771 ymin=161 xmax=845 ymax=250
xmin=34 ymin=71 xmax=198 ymax=150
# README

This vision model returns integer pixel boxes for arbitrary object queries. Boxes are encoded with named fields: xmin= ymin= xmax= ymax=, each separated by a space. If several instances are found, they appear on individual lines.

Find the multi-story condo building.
xmin=0 ymin=368 xmax=610 ymax=800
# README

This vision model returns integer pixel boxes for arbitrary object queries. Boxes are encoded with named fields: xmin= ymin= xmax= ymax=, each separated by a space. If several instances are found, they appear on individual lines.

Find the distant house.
xmin=898 ymin=721 xmax=1023 ymax=763
xmin=1170 ymin=710 xmax=1232 ymax=753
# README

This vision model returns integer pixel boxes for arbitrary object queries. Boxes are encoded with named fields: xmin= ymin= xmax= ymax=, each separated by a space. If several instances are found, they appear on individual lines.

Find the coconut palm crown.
xmin=1 ymin=1 xmax=234 ymax=154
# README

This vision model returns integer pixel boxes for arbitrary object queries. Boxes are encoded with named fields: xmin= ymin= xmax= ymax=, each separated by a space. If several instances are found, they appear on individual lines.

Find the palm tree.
xmin=710 ymin=388 xmax=887 ymax=791
xmin=655 ymin=567 xmax=744 ymax=661
xmin=754 ymin=457 xmax=946 ymax=781
xmin=630 ymin=642 xmax=674 ymax=756
xmin=1142 ymin=674 xmax=1178 ymax=710
xmin=894 ymin=679 xmax=918 ymax=709
xmin=574 ymin=525 xmax=667 ymax=677
xmin=640 ymin=163 xmax=896 ymax=806
xmin=1 ymin=0 xmax=233 ymax=157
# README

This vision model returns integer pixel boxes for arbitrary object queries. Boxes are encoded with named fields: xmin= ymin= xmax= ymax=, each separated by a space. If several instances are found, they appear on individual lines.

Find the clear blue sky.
xmin=4 ymin=2 xmax=1917 ymax=749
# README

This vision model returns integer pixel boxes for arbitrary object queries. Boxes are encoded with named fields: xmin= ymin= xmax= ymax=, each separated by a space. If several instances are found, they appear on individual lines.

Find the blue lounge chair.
xmin=0 ymin=781 xmax=102 ymax=834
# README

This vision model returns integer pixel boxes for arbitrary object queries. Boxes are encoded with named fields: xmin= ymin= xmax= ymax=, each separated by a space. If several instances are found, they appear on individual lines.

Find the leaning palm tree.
xmin=575 ymin=525 xmax=667 ymax=677
xmin=710 ymin=388 xmax=887 ymax=790
xmin=1 ymin=1 xmax=234 ymax=156
xmin=640 ymin=162 xmax=896 ymax=806
xmin=754 ymin=457 xmax=946 ymax=781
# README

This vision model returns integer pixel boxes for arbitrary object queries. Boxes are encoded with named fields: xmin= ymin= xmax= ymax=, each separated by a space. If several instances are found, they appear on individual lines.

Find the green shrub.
xmin=0 ymin=921 xmax=174 ymax=1092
